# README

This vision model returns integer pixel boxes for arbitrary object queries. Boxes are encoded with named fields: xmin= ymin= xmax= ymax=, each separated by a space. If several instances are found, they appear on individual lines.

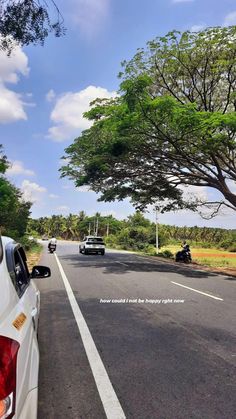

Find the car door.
xmin=10 ymin=246 xmax=40 ymax=417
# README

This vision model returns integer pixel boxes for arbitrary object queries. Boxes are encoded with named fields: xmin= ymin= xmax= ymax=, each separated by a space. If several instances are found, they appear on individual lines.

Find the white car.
xmin=0 ymin=235 xmax=50 ymax=419
xmin=79 ymin=236 xmax=105 ymax=255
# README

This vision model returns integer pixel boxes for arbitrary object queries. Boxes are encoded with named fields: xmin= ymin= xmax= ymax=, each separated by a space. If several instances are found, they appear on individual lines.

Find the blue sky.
xmin=1 ymin=0 xmax=236 ymax=228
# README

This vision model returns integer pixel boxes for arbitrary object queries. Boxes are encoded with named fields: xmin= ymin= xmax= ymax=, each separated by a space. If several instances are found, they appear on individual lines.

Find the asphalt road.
xmin=36 ymin=241 xmax=236 ymax=419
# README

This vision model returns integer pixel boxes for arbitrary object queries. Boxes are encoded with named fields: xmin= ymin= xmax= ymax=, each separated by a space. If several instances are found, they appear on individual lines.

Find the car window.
xmin=18 ymin=247 xmax=30 ymax=277
xmin=13 ymin=248 xmax=30 ymax=296
xmin=87 ymin=238 xmax=103 ymax=242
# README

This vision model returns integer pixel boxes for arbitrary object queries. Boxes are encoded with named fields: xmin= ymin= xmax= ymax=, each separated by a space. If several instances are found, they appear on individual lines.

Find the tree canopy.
xmin=0 ymin=144 xmax=8 ymax=173
xmin=28 ymin=211 xmax=236 ymax=252
xmin=0 ymin=0 xmax=65 ymax=53
xmin=61 ymin=26 xmax=236 ymax=217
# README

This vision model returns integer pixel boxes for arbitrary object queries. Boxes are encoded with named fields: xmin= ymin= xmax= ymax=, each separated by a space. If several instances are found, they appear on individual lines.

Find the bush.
xmin=228 ymin=246 xmax=236 ymax=253
xmin=145 ymin=245 xmax=157 ymax=256
xmin=218 ymin=240 xmax=235 ymax=250
xmin=157 ymin=250 xmax=174 ymax=259
xmin=18 ymin=236 xmax=38 ymax=251
xmin=105 ymin=234 xmax=117 ymax=247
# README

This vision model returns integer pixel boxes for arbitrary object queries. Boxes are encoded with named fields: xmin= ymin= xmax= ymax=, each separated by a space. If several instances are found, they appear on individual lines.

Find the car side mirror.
xmin=31 ymin=265 xmax=51 ymax=279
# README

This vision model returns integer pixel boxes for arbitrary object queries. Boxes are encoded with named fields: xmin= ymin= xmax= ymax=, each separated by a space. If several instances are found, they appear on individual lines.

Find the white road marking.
xmin=171 ymin=281 xmax=224 ymax=301
xmin=54 ymin=253 xmax=126 ymax=419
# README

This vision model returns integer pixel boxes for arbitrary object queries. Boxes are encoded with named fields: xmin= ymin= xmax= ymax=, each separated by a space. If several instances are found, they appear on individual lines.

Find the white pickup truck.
xmin=79 ymin=236 xmax=105 ymax=256
xmin=0 ymin=235 xmax=50 ymax=419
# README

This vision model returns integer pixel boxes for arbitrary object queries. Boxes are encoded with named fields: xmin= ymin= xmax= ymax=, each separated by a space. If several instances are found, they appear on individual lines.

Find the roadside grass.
xmin=161 ymin=245 xmax=236 ymax=268
xmin=193 ymin=257 xmax=236 ymax=268
xmin=26 ymin=243 xmax=43 ymax=271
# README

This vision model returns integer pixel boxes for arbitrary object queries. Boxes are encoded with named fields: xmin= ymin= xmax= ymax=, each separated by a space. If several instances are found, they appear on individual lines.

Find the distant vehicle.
xmin=41 ymin=235 xmax=48 ymax=241
xmin=0 ymin=235 xmax=51 ymax=419
xmin=79 ymin=236 xmax=105 ymax=255
xmin=48 ymin=243 xmax=56 ymax=253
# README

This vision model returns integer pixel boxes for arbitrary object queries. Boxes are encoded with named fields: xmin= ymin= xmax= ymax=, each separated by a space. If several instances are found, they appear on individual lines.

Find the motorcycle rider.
xmin=175 ymin=241 xmax=192 ymax=262
xmin=182 ymin=241 xmax=189 ymax=251
xmin=181 ymin=241 xmax=191 ymax=261
xmin=48 ymin=236 xmax=57 ymax=251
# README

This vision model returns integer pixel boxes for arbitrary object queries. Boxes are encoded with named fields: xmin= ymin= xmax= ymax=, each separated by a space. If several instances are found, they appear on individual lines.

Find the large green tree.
xmin=61 ymin=26 xmax=236 ymax=217
xmin=0 ymin=0 xmax=65 ymax=53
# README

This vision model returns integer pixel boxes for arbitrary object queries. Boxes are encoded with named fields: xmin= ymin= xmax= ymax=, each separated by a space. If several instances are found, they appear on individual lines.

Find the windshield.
xmin=87 ymin=237 xmax=103 ymax=242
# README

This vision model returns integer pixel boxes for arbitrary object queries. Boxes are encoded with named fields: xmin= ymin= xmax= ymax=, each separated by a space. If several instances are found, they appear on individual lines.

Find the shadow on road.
xmin=58 ymin=253 xmax=223 ymax=279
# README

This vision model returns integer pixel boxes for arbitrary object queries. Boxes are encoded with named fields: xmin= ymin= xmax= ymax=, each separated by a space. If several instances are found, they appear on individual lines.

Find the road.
xmin=36 ymin=241 xmax=236 ymax=419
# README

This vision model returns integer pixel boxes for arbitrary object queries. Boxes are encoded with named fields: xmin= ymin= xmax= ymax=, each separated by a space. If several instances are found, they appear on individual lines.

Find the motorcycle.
xmin=175 ymin=245 xmax=192 ymax=263
xmin=48 ymin=243 xmax=56 ymax=253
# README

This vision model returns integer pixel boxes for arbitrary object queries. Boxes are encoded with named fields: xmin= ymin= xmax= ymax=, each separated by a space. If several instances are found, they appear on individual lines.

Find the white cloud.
xmin=21 ymin=180 xmax=47 ymax=202
xmin=100 ymin=210 xmax=117 ymax=218
xmin=49 ymin=193 xmax=59 ymax=198
xmin=180 ymin=184 xmax=208 ymax=202
xmin=67 ymin=0 xmax=110 ymax=38
xmin=56 ymin=205 xmax=70 ymax=212
xmin=77 ymin=185 xmax=92 ymax=193
xmin=6 ymin=160 xmax=35 ymax=177
xmin=190 ymin=24 xmax=205 ymax=32
xmin=148 ymin=184 xmax=208 ymax=216
xmin=0 ymin=42 xmax=29 ymax=84
xmin=0 ymin=85 xmax=27 ymax=123
xmin=58 ymin=157 xmax=70 ymax=166
xmin=46 ymin=89 xmax=56 ymax=102
xmin=48 ymin=85 xmax=116 ymax=142
xmin=0 ymin=42 xmax=30 ymax=123
xmin=223 ymin=11 xmax=236 ymax=26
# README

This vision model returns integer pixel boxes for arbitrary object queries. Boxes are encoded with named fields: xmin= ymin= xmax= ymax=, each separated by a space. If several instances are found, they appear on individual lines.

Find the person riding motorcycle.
xmin=175 ymin=241 xmax=192 ymax=263
xmin=48 ymin=236 xmax=57 ymax=252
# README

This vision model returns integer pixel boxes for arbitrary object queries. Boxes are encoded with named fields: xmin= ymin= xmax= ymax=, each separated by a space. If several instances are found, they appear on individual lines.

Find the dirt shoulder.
xmin=138 ymin=254 xmax=236 ymax=278
xmin=191 ymin=264 xmax=236 ymax=278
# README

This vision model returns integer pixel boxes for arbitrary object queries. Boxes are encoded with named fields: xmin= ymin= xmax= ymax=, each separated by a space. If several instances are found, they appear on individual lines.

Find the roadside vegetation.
xmin=26 ymin=242 xmax=43 ymax=270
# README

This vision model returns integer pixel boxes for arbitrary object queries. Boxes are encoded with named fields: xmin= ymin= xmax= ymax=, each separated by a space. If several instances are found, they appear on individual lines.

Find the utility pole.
xmin=96 ymin=218 xmax=99 ymax=236
xmin=106 ymin=221 xmax=109 ymax=236
xmin=155 ymin=208 xmax=159 ymax=254
xmin=88 ymin=222 xmax=91 ymax=235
